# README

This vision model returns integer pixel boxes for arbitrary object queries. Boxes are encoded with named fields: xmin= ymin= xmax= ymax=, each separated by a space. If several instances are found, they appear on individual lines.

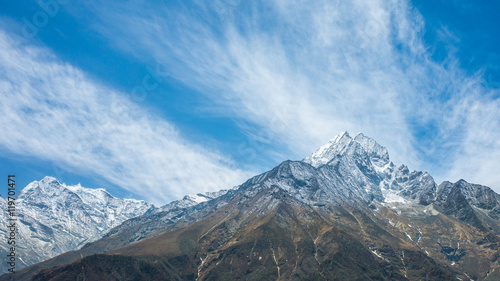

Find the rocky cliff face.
xmin=4 ymin=132 xmax=500 ymax=280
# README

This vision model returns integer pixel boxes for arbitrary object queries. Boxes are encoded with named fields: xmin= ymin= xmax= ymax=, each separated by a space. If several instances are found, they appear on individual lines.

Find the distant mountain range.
xmin=3 ymin=132 xmax=500 ymax=280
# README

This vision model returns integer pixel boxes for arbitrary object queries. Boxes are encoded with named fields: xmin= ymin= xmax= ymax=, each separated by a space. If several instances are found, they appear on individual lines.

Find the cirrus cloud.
xmin=0 ymin=29 xmax=252 ymax=205
xmin=74 ymin=0 xmax=500 ymax=189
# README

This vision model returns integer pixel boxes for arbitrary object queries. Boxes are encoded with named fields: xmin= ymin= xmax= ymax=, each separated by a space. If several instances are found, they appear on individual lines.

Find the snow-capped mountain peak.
xmin=303 ymin=131 xmax=389 ymax=168
xmin=20 ymin=176 xmax=62 ymax=196
xmin=302 ymin=131 xmax=352 ymax=167
xmin=0 ymin=177 xmax=154 ymax=272
xmin=299 ymin=132 xmax=439 ymax=205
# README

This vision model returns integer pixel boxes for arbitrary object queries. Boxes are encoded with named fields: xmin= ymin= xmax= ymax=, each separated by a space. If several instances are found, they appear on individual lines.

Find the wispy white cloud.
xmin=81 ymin=1 xmax=418 ymax=161
xmin=442 ymin=81 xmax=500 ymax=188
xmin=0 ymin=29 xmax=251 ymax=205
xmin=77 ymin=0 xmax=500 ymax=190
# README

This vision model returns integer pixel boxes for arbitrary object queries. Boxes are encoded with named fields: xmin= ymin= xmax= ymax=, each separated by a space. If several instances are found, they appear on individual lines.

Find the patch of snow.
xmin=404 ymin=232 xmax=413 ymax=241
xmin=185 ymin=194 xmax=209 ymax=204
xmin=381 ymin=188 xmax=407 ymax=204
xmin=269 ymin=241 xmax=281 ymax=278
xmin=370 ymin=249 xmax=388 ymax=261
xmin=197 ymin=256 xmax=206 ymax=281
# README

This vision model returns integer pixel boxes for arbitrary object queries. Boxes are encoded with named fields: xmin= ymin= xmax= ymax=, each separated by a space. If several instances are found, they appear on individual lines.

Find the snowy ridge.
xmin=0 ymin=177 xmax=153 ymax=272
xmin=154 ymin=189 xmax=230 ymax=213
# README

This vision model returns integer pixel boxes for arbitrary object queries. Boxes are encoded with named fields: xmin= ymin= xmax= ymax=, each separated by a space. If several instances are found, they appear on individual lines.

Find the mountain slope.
xmin=4 ymin=132 xmax=500 ymax=280
xmin=29 ymin=187 xmax=456 ymax=281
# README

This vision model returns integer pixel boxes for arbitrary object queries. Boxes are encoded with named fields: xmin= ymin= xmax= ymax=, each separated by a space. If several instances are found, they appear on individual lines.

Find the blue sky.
xmin=0 ymin=0 xmax=498 ymax=206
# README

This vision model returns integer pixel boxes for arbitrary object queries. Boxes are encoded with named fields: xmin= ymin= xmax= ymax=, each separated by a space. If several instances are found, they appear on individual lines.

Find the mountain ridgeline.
xmin=3 ymin=132 xmax=500 ymax=280
xmin=0 ymin=177 xmax=227 ymax=274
